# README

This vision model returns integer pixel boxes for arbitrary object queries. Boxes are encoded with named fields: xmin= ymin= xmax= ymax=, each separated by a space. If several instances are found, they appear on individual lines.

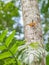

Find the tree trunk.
xmin=21 ymin=0 xmax=46 ymax=65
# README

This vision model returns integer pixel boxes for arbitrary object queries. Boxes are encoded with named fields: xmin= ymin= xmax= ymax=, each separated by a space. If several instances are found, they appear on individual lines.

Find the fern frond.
xmin=5 ymin=30 xmax=16 ymax=47
xmin=0 ymin=30 xmax=25 ymax=65
xmin=0 ymin=30 xmax=8 ymax=42
xmin=0 ymin=45 xmax=6 ymax=51
xmin=0 ymin=51 xmax=12 ymax=59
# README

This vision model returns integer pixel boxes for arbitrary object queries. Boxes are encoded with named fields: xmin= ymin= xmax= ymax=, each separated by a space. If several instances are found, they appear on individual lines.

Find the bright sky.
xmin=2 ymin=0 xmax=11 ymax=3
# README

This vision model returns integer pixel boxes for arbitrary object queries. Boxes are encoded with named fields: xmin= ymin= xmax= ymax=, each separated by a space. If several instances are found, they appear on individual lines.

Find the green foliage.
xmin=0 ymin=30 xmax=8 ymax=42
xmin=0 ymin=0 xmax=20 ymax=30
xmin=46 ymin=54 xmax=49 ymax=65
xmin=40 ymin=0 xmax=49 ymax=44
xmin=46 ymin=43 xmax=49 ymax=52
xmin=0 ymin=0 xmax=23 ymax=37
xmin=41 ymin=0 xmax=49 ymax=13
xmin=30 ymin=42 xmax=39 ymax=49
xmin=0 ymin=30 xmax=25 ymax=65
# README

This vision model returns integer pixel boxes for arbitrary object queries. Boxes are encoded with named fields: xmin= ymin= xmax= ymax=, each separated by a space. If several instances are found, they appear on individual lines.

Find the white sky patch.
xmin=44 ymin=31 xmax=49 ymax=44
xmin=15 ymin=34 xmax=24 ymax=40
xmin=2 ymin=0 xmax=11 ymax=3
xmin=19 ymin=11 xmax=24 ymax=26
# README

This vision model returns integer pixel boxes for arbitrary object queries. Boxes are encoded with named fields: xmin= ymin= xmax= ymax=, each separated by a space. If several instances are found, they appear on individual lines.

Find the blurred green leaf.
xmin=0 ymin=51 xmax=11 ymax=59
xmin=46 ymin=54 xmax=49 ymax=65
xmin=0 ymin=45 xmax=6 ymax=51
xmin=5 ymin=30 xmax=15 ymax=47
xmin=0 ymin=30 xmax=8 ymax=42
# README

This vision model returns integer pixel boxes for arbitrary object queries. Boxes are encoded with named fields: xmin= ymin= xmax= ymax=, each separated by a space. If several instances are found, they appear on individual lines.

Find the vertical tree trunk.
xmin=21 ymin=0 xmax=46 ymax=65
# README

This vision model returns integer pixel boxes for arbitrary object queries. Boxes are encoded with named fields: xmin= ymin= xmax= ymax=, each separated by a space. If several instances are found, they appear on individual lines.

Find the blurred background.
xmin=0 ymin=0 xmax=24 ymax=40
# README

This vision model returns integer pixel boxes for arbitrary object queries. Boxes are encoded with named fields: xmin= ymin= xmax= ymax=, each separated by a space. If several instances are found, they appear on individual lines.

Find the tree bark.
xmin=21 ymin=0 xmax=46 ymax=65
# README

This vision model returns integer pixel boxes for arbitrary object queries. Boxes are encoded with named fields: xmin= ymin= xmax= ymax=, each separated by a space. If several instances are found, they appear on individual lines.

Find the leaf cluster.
xmin=0 ymin=30 xmax=25 ymax=65
xmin=0 ymin=0 xmax=20 ymax=30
